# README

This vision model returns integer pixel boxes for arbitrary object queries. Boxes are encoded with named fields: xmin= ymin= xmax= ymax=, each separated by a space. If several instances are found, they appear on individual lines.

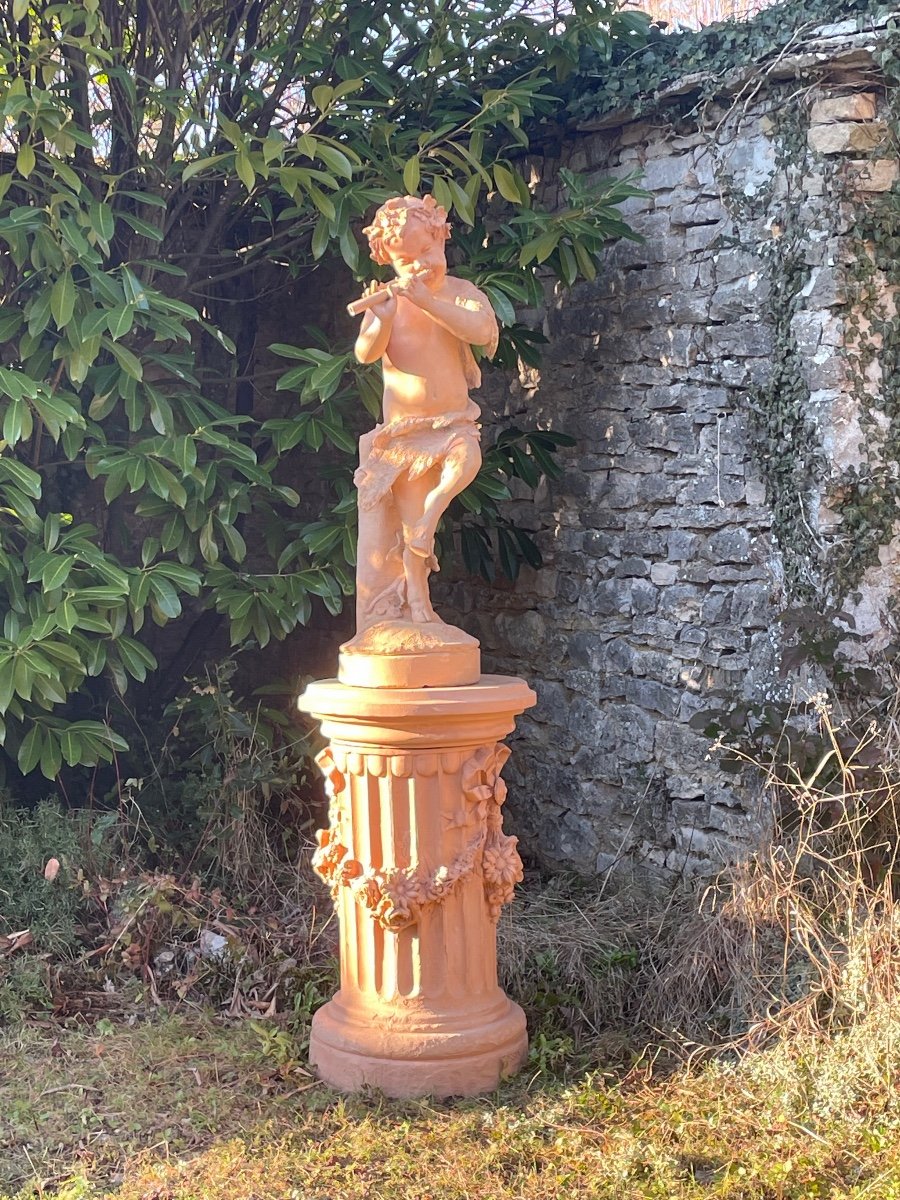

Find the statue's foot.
xmin=409 ymin=601 xmax=439 ymax=623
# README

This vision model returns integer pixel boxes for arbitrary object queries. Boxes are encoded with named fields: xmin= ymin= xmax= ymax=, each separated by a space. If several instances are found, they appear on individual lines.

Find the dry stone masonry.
xmin=439 ymin=14 xmax=900 ymax=885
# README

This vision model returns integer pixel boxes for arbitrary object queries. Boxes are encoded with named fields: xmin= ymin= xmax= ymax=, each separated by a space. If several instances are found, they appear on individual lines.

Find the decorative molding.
xmin=311 ymin=741 xmax=523 ymax=930
xmin=463 ymin=742 xmax=525 ymax=920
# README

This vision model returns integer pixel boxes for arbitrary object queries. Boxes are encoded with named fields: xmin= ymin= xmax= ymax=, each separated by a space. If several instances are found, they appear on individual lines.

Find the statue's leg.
xmin=407 ymin=437 xmax=481 ymax=560
xmin=393 ymin=468 xmax=441 ymax=623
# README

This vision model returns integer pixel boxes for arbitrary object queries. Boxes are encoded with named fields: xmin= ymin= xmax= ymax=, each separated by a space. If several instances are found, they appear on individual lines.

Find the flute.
xmin=346 ymin=287 xmax=393 ymax=317
xmin=347 ymin=269 xmax=429 ymax=317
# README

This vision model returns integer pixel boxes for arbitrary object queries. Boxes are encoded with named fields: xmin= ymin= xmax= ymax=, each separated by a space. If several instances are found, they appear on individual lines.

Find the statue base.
xmin=338 ymin=619 xmax=480 ymax=688
xmin=298 ymin=674 xmax=535 ymax=1098
xmin=310 ymin=988 xmax=527 ymax=1099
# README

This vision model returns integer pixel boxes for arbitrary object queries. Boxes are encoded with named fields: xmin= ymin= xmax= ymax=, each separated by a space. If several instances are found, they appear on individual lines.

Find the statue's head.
xmin=363 ymin=195 xmax=451 ymax=275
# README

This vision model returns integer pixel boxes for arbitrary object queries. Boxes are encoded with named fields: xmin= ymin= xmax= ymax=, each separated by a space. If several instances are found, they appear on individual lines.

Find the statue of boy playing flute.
xmin=348 ymin=195 xmax=498 ymax=638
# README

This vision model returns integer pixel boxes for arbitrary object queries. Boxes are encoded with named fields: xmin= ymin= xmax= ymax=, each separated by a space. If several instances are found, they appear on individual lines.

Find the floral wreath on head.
xmin=362 ymin=194 xmax=451 ymax=266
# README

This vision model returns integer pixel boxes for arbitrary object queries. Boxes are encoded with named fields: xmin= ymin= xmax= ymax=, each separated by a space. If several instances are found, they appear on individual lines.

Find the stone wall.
xmin=437 ymin=17 xmax=899 ymax=885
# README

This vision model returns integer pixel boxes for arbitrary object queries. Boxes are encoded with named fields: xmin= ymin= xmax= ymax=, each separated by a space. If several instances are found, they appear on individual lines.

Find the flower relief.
xmin=482 ymin=834 xmax=524 ymax=920
xmin=311 ymin=740 xmax=522 ymax=929
xmin=463 ymin=742 xmax=523 ymax=920
xmin=311 ymin=747 xmax=359 ymax=899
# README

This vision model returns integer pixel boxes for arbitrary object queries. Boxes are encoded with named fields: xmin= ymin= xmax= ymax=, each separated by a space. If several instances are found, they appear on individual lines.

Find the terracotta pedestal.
xmin=298 ymin=674 xmax=535 ymax=1098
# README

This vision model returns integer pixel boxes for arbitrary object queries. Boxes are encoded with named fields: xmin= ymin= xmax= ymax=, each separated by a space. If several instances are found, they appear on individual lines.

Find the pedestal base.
xmin=310 ymin=991 xmax=527 ymax=1098
xmin=298 ymin=674 xmax=536 ymax=1099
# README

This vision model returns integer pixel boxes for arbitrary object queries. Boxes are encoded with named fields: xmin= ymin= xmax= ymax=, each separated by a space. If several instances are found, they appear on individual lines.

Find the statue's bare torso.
xmin=381 ymin=281 xmax=482 ymax=423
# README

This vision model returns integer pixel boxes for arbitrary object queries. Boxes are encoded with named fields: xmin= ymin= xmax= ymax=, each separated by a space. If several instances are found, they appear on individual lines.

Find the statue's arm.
xmin=412 ymin=281 xmax=498 ymax=350
xmin=354 ymin=290 xmax=397 ymax=363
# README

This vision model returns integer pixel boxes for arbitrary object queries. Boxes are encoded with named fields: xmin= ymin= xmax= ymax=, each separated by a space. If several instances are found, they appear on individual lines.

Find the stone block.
xmin=685 ymin=222 xmax=725 ymax=252
xmin=532 ymin=679 xmax=569 ymax=723
xmin=706 ymin=804 xmax=755 ymax=837
xmin=800 ymin=267 xmax=844 ymax=309
xmin=845 ymin=159 xmax=899 ymax=193
xmin=677 ymin=626 xmax=707 ymax=646
xmin=714 ymin=323 xmax=775 ymax=358
xmin=655 ymin=720 xmax=715 ymax=772
xmin=658 ymin=584 xmax=703 ymax=623
xmin=625 ymin=678 xmax=681 ymax=718
xmin=810 ymin=93 xmax=877 ymax=124
xmin=671 ymin=291 xmax=712 ymax=324
xmin=650 ymin=562 xmax=678 ymax=585
xmin=807 ymin=122 xmax=889 ymax=155
xmin=568 ymin=632 xmax=604 ymax=672
xmin=700 ymin=590 xmax=730 ymax=623
xmin=649 ymin=504 xmax=738 ymax=530
xmin=496 ymin=609 xmax=546 ymax=655
xmin=602 ymin=637 xmax=641 ymax=674
xmin=642 ymin=153 xmax=695 ymax=193
xmin=678 ymin=562 xmax=712 ymax=585
xmin=720 ymin=135 xmax=776 ymax=197
xmin=635 ymin=413 xmax=697 ymax=454
xmin=622 ymin=296 xmax=666 ymax=330
xmin=729 ymin=582 xmax=773 ymax=629
xmin=599 ymin=704 xmax=657 ymax=762
xmin=714 ymin=249 xmax=762 ymax=286
xmin=667 ymin=530 xmax=701 ymax=560
xmin=583 ymin=530 xmax=620 ymax=556
xmin=707 ymin=565 xmax=769 ymax=583
xmin=744 ymin=478 xmax=767 ymax=505
xmin=595 ymin=675 xmax=631 ymax=702
xmin=632 ymin=615 xmax=679 ymax=640
xmin=671 ymin=799 xmax=711 ymax=828
xmin=581 ymin=578 xmax=631 ymax=617
xmin=802 ymin=349 xmax=846 ymax=391
xmin=677 ymin=476 xmax=745 ymax=506
xmin=568 ymin=695 xmax=604 ymax=745
xmin=621 ymin=531 xmax=667 ymax=556
xmin=690 ymin=150 xmax=720 ymax=197
xmin=679 ymin=198 xmax=726 ymax=225
xmin=631 ymin=580 xmax=659 ymax=615
xmin=667 ymin=774 xmax=708 ymax=801
xmin=616 ymin=556 xmax=652 ymax=577
xmin=708 ymin=280 xmax=759 ymax=322
xmin=705 ymin=527 xmax=751 ymax=563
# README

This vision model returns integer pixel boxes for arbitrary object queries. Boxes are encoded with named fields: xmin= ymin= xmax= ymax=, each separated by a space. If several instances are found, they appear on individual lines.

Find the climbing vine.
xmin=563 ymin=0 xmax=889 ymax=129
xmin=828 ymin=33 xmax=900 ymax=600
xmin=743 ymin=99 xmax=827 ymax=603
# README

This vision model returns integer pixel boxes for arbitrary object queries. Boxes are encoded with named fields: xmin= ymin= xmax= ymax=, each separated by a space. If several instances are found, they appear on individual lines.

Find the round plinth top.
xmin=298 ymin=673 xmax=536 ymax=720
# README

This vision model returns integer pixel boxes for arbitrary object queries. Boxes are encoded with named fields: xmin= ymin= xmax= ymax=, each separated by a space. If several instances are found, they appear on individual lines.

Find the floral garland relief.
xmin=311 ymin=742 xmax=524 ymax=931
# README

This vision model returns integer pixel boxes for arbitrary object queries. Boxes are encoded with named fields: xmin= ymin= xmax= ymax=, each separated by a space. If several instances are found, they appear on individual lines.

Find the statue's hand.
xmin=364 ymin=279 xmax=397 ymax=321
xmin=390 ymin=274 xmax=432 ymax=310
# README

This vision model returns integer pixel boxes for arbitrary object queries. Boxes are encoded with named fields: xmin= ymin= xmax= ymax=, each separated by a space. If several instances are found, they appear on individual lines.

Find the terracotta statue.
xmin=339 ymin=195 xmax=499 ymax=689
xmin=299 ymin=194 xmax=535 ymax=1097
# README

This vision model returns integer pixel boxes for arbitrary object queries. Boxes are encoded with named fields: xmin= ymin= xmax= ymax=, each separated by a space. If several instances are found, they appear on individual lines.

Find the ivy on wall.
xmin=829 ymin=33 xmax=900 ymax=601
xmin=562 ymin=0 xmax=900 ymax=613
xmin=563 ymin=0 xmax=887 ymax=128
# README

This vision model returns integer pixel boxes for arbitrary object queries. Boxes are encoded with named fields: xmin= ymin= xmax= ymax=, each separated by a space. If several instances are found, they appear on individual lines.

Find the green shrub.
xmin=0 ymin=800 xmax=83 ymax=952
xmin=0 ymin=1 xmax=647 ymax=790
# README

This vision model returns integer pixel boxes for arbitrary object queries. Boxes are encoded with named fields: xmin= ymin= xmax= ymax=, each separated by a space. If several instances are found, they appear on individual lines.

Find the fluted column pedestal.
xmin=298 ymin=674 xmax=535 ymax=1098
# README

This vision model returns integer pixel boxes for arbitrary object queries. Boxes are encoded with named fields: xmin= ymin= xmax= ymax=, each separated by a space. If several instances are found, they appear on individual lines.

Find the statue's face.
xmin=387 ymin=220 xmax=446 ymax=290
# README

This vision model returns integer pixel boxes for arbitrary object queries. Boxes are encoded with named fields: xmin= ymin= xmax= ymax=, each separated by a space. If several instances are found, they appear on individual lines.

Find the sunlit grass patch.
xmin=4 ymin=1003 xmax=900 ymax=1200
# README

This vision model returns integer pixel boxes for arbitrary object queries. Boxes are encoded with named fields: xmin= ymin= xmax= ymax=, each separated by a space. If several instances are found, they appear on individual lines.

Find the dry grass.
xmin=495 ymin=696 xmax=900 ymax=1060
xmin=637 ymin=695 xmax=900 ymax=1048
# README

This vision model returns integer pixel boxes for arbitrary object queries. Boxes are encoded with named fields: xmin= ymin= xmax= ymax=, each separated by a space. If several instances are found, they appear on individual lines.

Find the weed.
xmin=0 ymin=800 xmax=83 ymax=953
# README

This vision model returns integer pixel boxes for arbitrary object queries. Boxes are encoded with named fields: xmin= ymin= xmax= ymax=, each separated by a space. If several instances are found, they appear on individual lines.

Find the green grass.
xmin=3 ymin=1006 xmax=900 ymax=1200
